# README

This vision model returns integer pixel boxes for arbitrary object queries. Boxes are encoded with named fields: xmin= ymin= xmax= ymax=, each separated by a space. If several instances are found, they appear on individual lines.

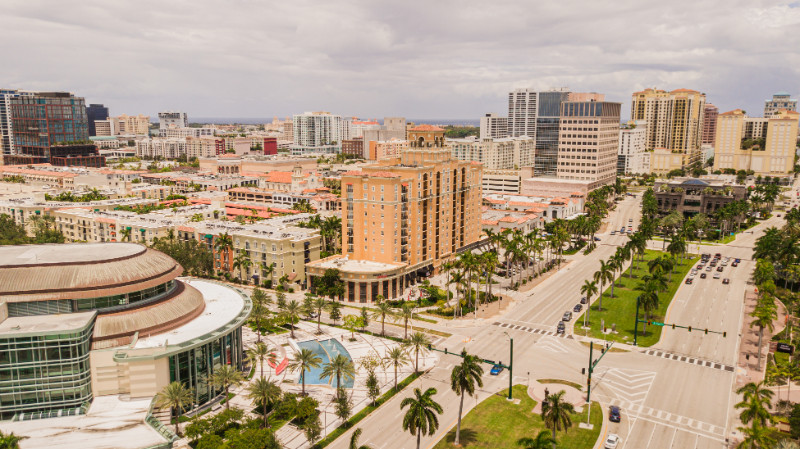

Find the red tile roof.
xmin=409 ymin=124 xmax=444 ymax=132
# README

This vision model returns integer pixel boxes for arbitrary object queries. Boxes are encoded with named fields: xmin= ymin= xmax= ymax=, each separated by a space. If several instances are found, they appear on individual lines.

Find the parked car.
xmin=717 ymin=266 xmax=724 ymax=272
xmin=604 ymin=434 xmax=621 ymax=449
xmin=732 ymin=262 xmax=739 ymax=267
xmin=573 ymin=304 xmax=582 ymax=312
xmin=685 ymin=278 xmax=693 ymax=284
xmin=594 ymin=237 xmax=601 ymax=241
xmin=714 ymin=272 xmax=721 ymax=279
xmin=609 ymin=406 xmax=621 ymax=422
xmin=610 ymin=231 xmax=616 ymax=235
xmin=490 ymin=365 xmax=504 ymax=375
xmin=580 ymin=296 xmax=588 ymax=304
xmin=562 ymin=311 xmax=572 ymax=321
xmin=735 ymin=258 xmax=741 ymax=263
xmin=700 ymin=273 xmax=707 ymax=279
xmin=706 ymin=266 xmax=712 ymax=272
xmin=723 ymin=278 xmax=730 ymax=284
xmin=556 ymin=321 xmax=566 ymax=334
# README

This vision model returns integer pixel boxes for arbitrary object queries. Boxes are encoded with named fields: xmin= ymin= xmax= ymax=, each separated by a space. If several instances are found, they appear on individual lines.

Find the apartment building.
xmin=306 ymin=146 xmax=482 ymax=303
xmin=630 ymin=88 xmax=706 ymax=170
xmin=158 ymin=111 xmax=188 ymax=135
xmin=185 ymin=136 xmax=225 ymax=158
xmin=764 ymin=92 xmax=797 ymax=118
xmin=85 ymin=103 xmax=108 ymax=137
xmin=446 ymin=136 xmax=535 ymax=170
xmin=702 ymin=104 xmax=718 ymax=145
xmin=341 ymin=138 xmax=364 ymax=156
xmin=482 ymin=169 xmax=522 ymax=194
xmin=0 ymin=89 xmax=34 ymax=155
xmin=292 ymin=111 xmax=343 ymax=154
xmin=369 ymin=138 xmax=409 ymax=160
xmin=162 ymin=127 xmax=215 ymax=138
xmin=361 ymin=117 xmax=406 ymax=158
xmin=617 ymin=120 xmax=650 ymax=174
xmin=95 ymin=114 xmax=150 ymax=136
xmin=135 ymin=138 xmax=187 ymax=159
xmin=556 ymin=100 xmax=621 ymax=189
xmin=508 ymin=88 xmax=538 ymax=138
xmin=713 ymin=109 xmax=799 ymax=176
xmin=479 ymin=113 xmax=508 ymax=139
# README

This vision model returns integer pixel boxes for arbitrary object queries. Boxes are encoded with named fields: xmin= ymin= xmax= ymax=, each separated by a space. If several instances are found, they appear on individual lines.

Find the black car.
xmin=723 ymin=278 xmax=730 ymax=284
xmin=717 ymin=266 xmax=724 ymax=272
xmin=685 ymin=278 xmax=693 ymax=284
xmin=609 ymin=406 xmax=621 ymax=423
xmin=573 ymin=304 xmax=582 ymax=312
xmin=700 ymin=273 xmax=707 ymax=279
xmin=580 ymin=296 xmax=588 ymax=304
xmin=732 ymin=262 xmax=739 ymax=267
xmin=556 ymin=321 xmax=565 ymax=334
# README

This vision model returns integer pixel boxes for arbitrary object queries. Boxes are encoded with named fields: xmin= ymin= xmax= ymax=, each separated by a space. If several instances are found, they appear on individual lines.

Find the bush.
xmin=790 ymin=404 xmax=800 ymax=439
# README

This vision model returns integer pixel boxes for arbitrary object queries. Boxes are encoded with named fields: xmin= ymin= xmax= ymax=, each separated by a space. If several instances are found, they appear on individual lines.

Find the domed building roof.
xmin=0 ymin=243 xmax=182 ymax=303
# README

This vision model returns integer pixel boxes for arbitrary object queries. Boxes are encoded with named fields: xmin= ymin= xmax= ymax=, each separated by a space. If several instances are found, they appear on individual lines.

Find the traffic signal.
xmin=428 ymin=344 xmax=432 ymax=350
xmin=704 ymin=329 xmax=708 ymax=335
xmin=688 ymin=326 xmax=692 ymax=332
xmin=672 ymin=324 xmax=676 ymax=329
xmin=582 ymin=368 xmax=586 ymax=375
xmin=723 ymin=332 xmax=727 ymax=338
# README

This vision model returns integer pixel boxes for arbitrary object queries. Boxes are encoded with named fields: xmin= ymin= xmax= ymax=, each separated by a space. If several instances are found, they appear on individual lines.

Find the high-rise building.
xmin=158 ymin=111 xmax=188 ymax=136
xmin=764 ymin=92 xmax=797 ymax=118
xmin=361 ymin=117 xmax=406 ymax=158
xmin=631 ymin=88 xmax=706 ymax=152
xmin=95 ymin=114 xmax=150 ymax=136
xmin=534 ymin=90 xmax=571 ymax=177
xmin=618 ymin=120 xmax=649 ymax=174
xmin=702 ymin=104 xmax=718 ymax=145
xmin=85 ymin=103 xmax=109 ymax=136
xmin=0 ymin=89 xmax=34 ymax=156
xmin=508 ymin=88 xmax=538 ymax=138
xmin=306 ymin=144 xmax=482 ymax=303
xmin=291 ymin=111 xmax=343 ymax=154
xmin=446 ymin=136 xmax=534 ymax=170
xmin=556 ymin=100 xmax=621 ymax=189
xmin=713 ymin=109 xmax=799 ymax=176
xmin=4 ymin=92 xmax=105 ymax=167
xmin=479 ymin=113 xmax=508 ymax=139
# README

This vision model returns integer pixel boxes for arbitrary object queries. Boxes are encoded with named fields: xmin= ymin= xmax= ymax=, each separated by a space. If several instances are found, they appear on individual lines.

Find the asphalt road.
xmin=326 ymin=181 xmax=798 ymax=449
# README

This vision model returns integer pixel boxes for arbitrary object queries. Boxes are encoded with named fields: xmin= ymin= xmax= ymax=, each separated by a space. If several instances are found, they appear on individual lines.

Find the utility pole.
xmin=584 ymin=341 xmax=614 ymax=429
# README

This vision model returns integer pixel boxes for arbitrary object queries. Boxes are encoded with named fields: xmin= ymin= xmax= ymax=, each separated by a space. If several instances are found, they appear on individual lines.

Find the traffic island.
xmin=433 ymin=385 xmax=602 ymax=449
xmin=575 ymin=250 xmax=699 ymax=347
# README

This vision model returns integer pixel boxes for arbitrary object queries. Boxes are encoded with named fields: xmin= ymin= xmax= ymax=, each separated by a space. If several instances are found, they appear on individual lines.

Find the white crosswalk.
xmin=537 ymin=335 xmax=571 ymax=354
xmin=592 ymin=367 xmax=656 ymax=407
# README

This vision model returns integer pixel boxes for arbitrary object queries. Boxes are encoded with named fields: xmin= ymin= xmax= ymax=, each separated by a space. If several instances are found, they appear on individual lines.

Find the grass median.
xmin=575 ymin=249 xmax=699 ymax=347
xmin=434 ymin=384 xmax=601 ymax=449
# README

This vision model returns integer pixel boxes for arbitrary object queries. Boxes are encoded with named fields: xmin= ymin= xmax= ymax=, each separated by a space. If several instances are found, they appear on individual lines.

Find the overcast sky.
xmin=2 ymin=0 xmax=799 ymax=121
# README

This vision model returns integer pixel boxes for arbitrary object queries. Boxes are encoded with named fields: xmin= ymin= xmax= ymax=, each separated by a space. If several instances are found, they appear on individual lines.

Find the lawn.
xmin=434 ymin=385 xmax=602 ymax=449
xmin=575 ymin=249 xmax=699 ymax=347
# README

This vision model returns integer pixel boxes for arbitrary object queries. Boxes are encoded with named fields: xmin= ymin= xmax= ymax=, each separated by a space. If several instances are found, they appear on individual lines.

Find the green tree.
xmin=247 ymin=342 xmax=277 ymax=379
xmin=360 ymin=306 xmax=370 ymax=332
xmin=282 ymin=300 xmax=303 ymax=339
xmin=385 ymin=346 xmax=410 ymax=391
xmin=0 ymin=431 xmax=24 ymax=449
xmin=213 ymin=233 xmax=234 ymax=273
xmin=321 ymin=354 xmax=356 ymax=397
xmin=327 ymin=300 xmax=342 ymax=325
xmin=288 ymin=348 xmax=322 ymax=396
xmin=751 ymin=299 xmax=778 ymax=370
xmin=372 ymin=302 xmax=393 ymax=336
xmin=335 ymin=387 xmax=353 ymax=422
xmin=154 ymin=381 xmax=194 ymax=436
xmin=366 ymin=371 xmax=381 ymax=406
xmin=312 ymin=296 xmax=327 ymax=333
xmin=580 ymin=280 xmax=598 ymax=328
xmin=541 ymin=390 xmax=575 ymax=449
xmin=396 ymin=303 xmax=415 ymax=339
xmin=405 ymin=331 xmax=431 ymax=373
xmin=247 ymin=377 xmax=282 ymax=428
xmin=400 ymin=387 xmax=444 ymax=449
xmin=349 ymin=428 xmax=373 ymax=449
xmin=210 ymin=365 xmax=244 ymax=410
xmin=450 ymin=350 xmax=484 ymax=445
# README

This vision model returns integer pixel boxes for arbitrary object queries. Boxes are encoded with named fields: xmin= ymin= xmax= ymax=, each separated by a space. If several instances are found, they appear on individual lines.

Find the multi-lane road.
xmin=328 ymin=181 xmax=797 ymax=449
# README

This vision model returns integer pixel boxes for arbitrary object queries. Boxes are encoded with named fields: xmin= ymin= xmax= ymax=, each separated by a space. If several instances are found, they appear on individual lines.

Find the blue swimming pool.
xmin=295 ymin=338 xmax=355 ymax=388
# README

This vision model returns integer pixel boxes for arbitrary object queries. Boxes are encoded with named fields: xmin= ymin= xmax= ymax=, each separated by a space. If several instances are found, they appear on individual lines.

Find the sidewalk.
xmin=735 ymin=289 xmax=788 ymax=387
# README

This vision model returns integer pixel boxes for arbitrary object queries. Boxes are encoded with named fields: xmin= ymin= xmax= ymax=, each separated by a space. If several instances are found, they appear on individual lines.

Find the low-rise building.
xmin=653 ymin=177 xmax=746 ymax=216
xmin=481 ymin=169 xmax=522 ymax=194
xmin=368 ymin=138 xmax=409 ymax=160
xmin=446 ymin=136 xmax=535 ymax=170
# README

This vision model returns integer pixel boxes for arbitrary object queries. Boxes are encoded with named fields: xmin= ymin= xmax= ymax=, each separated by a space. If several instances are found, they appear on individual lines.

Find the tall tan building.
xmin=556 ymin=100 xmax=621 ymax=189
xmin=702 ymin=104 xmax=718 ymax=145
xmin=713 ymin=109 xmax=799 ymax=176
xmin=631 ymin=88 xmax=706 ymax=170
xmin=306 ymin=145 xmax=482 ymax=303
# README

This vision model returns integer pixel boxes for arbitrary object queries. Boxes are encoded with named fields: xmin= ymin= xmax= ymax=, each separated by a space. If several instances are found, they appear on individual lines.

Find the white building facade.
xmin=292 ymin=111 xmax=343 ymax=154
xmin=479 ymin=113 xmax=508 ymax=139
xmin=617 ymin=120 xmax=650 ymax=174
xmin=446 ymin=136 xmax=535 ymax=170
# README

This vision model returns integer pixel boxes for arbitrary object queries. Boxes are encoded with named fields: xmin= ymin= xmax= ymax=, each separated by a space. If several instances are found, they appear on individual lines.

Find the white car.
xmin=605 ymin=434 xmax=621 ymax=449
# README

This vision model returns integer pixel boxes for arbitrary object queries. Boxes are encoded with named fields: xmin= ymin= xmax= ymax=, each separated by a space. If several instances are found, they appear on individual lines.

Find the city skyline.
xmin=2 ymin=1 xmax=799 ymax=120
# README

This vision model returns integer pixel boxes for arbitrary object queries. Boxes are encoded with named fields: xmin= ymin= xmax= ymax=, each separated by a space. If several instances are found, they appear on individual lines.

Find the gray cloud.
xmin=1 ymin=0 xmax=798 ymax=120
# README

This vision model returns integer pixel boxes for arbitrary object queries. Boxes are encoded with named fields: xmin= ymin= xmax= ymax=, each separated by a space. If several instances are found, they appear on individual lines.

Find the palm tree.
xmin=405 ymin=331 xmax=431 ymax=373
xmin=517 ymin=430 xmax=556 ymax=449
xmin=737 ymin=423 xmax=775 ymax=449
xmin=250 ymin=288 xmax=270 ymax=342
xmin=541 ymin=390 xmax=575 ymax=449
xmin=232 ymin=251 xmax=252 ymax=282
xmin=401 ymin=387 xmax=443 ymax=449
xmin=321 ymin=354 xmax=356 ymax=397
xmin=580 ymin=280 xmax=598 ymax=329
xmin=311 ymin=296 xmax=327 ymax=333
xmin=450 ymin=350 xmax=484 ymax=445
xmin=450 ymin=270 xmax=465 ymax=317
xmin=288 ymin=348 xmax=322 ymax=396
xmin=736 ymin=381 xmax=774 ymax=428
xmin=247 ymin=377 xmax=282 ymax=428
xmin=214 ymin=233 xmax=234 ymax=273
xmin=120 ymin=227 xmax=132 ymax=242
xmin=606 ymin=257 xmax=621 ymax=298
xmin=210 ymin=365 xmax=244 ymax=410
xmin=396 ymin=303 xmax=415 ymax=339
xmin=385 ymin=346 xmax=410 ymax=390
xmin=751 ymin=299 xmax=778 ymax=370
xmin=260 ymin=262 xmax=276 ymax=287
xmin=247 ymin=342 xmax=277 ymax=379
xmin=154 ymin=381 xmax=194 ymax=436
xmin=0 ymin=431 xmax=23 ymax=449
xmin=282 ymin=300 xmax=302 ymax=339
xmin=594 ymin=260 xmax=613 ymax=311
xmin=372 ymin=302 xmax=393 ymax=336
xmin=349 ymin=428 xmax=373 ymax=449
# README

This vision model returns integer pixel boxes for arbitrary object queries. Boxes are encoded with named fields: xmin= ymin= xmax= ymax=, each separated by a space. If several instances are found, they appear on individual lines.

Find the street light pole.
xmin=633 ymin=295 xmax=640 ymax=346
xmin=503 ymin=331 xmax=514 ymax=400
